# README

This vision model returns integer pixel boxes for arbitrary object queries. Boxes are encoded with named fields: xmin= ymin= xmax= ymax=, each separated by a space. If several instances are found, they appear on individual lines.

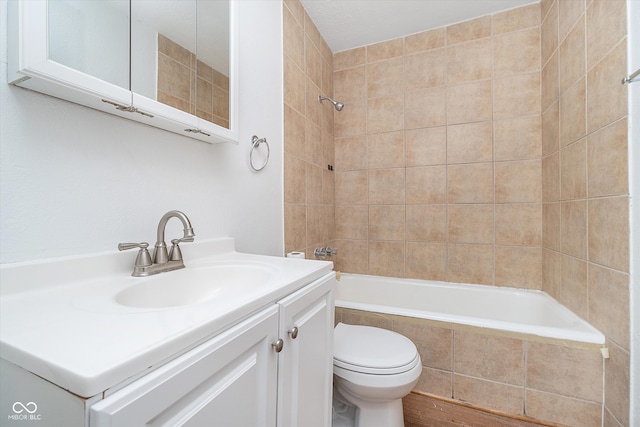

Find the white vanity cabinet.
xmin=87 ymin=272 xmax=335 ymax=427
xmin=277 ymin=273 xmax=335 ymax=427
xmin=90 ymin=305 xmax=280 ymax=427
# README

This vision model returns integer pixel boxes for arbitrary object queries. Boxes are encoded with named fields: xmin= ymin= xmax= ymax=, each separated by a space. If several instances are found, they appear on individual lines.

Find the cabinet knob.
xmin=288 ymin=326 xmax=299 ymax=339
xmin=272 ymin=339 xmax=284 ymax=353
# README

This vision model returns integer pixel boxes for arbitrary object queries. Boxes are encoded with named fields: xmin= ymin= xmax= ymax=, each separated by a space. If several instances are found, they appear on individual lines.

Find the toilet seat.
xmin=333 ymin=323 xmax=420 ymax=375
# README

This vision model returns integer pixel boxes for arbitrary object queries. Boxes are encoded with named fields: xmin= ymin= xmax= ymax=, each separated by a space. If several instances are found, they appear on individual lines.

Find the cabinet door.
xmin=90 ymin=306 xmax=279 ymax=427
xmin=277 ymin=273 xmax=336 ymax=427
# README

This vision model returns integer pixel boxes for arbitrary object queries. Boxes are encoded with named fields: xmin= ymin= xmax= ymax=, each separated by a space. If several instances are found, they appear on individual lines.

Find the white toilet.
xmin=332 ymin=323 xmax=422 ymax=427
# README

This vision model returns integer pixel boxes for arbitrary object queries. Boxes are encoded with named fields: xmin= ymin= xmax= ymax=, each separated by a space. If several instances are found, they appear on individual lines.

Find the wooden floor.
xmin=403 ymin=392 xmax=563 ymax=427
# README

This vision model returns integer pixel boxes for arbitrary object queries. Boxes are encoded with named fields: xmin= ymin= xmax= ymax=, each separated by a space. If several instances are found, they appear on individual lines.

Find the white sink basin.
xmin=115 ymin=264 xmax=274 ymax=309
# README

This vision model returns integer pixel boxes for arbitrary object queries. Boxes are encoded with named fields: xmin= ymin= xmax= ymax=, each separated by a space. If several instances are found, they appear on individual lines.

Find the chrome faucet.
xmin=119 ymin=210 xmax=195 ymax=277
xmin=314 ymin=246 xmax=337 ymax=259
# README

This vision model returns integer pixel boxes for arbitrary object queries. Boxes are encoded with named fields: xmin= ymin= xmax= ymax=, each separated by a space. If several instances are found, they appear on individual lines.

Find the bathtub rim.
xmin=335 ymin=273 xmax=606 ymax=349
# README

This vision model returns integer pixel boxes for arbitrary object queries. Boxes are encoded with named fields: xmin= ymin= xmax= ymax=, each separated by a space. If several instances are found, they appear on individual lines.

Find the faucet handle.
xmin=118 ymin=242 xmax=152 ymax=267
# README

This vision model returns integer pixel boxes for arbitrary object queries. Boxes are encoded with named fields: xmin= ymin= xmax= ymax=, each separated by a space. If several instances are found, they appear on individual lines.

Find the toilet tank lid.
xmin=334 ymin=323 xmax=418 ymax=369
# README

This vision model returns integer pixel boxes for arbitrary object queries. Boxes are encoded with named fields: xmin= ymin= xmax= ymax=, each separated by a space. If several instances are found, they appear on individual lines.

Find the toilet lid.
xmin=333 ymin=323 xmax=419 ymax=374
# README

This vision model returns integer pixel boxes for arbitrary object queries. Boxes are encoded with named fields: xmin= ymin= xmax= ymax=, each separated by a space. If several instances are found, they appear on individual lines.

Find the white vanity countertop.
xmin=0 ymin=238 xmax=333 ymax=398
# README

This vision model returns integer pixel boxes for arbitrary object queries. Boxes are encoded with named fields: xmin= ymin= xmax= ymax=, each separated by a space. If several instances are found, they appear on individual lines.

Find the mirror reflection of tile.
xmin=157 ymin=33 xmax=230 ymax=128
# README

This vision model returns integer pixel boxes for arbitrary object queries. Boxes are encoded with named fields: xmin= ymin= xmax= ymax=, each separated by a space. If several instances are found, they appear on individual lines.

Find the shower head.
xmin=318 ymin=95 xmax=344 ymax=111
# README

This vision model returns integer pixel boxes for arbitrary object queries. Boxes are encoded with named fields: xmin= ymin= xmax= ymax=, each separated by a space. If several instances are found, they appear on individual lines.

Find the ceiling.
xmin=299 ymin=0 xmax=539 ymax=53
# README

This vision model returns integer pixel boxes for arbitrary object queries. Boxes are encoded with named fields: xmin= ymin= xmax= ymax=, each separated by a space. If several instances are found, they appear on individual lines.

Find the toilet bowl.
xmin=333 ymin=323 xmax=422 ymax=427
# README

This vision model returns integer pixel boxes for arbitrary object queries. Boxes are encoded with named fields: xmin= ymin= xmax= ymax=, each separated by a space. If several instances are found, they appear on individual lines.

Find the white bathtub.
xmin=335 ymin=274 xmax=605 ymax=345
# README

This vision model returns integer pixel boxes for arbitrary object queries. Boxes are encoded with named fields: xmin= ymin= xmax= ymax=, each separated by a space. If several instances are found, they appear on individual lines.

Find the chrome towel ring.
xmin=250 ymin=135 xmax=270 ymax=171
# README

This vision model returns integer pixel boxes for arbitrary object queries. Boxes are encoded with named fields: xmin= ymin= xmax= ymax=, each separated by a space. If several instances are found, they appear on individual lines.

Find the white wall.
xmin=0 ymin=0 xmax=284 ymax=263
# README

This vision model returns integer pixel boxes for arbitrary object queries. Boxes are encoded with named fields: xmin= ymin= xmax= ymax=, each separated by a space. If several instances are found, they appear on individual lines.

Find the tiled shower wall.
xmin=283 ymin=0 xmax=336 ymax=257
xmin=332 ymin=5 xmax=544 ymax=287
xmin=539 ymin=0 xmax=629 ymax=425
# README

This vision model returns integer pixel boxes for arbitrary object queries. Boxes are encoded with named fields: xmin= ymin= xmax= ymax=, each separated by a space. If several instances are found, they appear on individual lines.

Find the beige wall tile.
xmin=493 ymin=3 xmax=540 ymax=34
xmin=406 ymin=166 xmax=447 ymax=204
xmin=494 ymin=72 xmax=540 ymax=120
xmin=454 ymin=331 xmax=524 ymax=385
xmin=405 ymin=242 xmax=447 ymax=280
xmin=334 ymin=240 xmax=369 ymax=274
xmin=336 ymin=308 xmax=393 ymax=329
xmin=283 ymin=6 xmax=304 ymax=68
xmin=367 ymin=57 xmax=404 ymax=97
xmin=542 ymin=101 xmax=560 ymax=156
xmin=368 ymin=131 xmax=405 ymax=169
xmin=335 ymin=99 xmax=366 ymax=137
xmin=560 ymin=138 xmax=587 ymax=200
xmin=284 ymin=104 xmax=306 ymax=158
xmin=588 ymin=196 xmax=629 ymax=272
xmin=586 ymin=0 xmax=627 ymax=68
xmin=447 ymin=122 xmax=493 ymax=164
xmin=541 ymin=0 xmax=558 ymax=65
xmin=446 ymin=80 xmax=492 ymax=124
xmin=415 ymin=368 xmax=452 ymax=397
xmin=493 ymin=28 xmax=541 ymax=77
xmin=560 ymin=254 xmax=588 ymax=318
xmin=605 ymin=341 xmax=630 ymax=426
xmin=542 ymin=202 xmax=561 ymax=250
xmin=588 ymin=118 xmax=628 ymax=197
xmin=369 ymin=205 xmax=405 ymax=241
xmin=558 ymin=16 xmax=585 ymax=95
xmin=495 ymin=159 xmax=542 ymax=203
xmin=447 ymin=244 xmax=493 ymax=284
xmin=447 ymin=162 xmax=494 ymax=203
xmin=526 ymin=389 xmax=603 ymax=427
xmin=367 ymin=38 xmax=403 ymax=62
xmin=304 ymin=120 xmax=322 ymax=165
xmin=333 ymin=47 xmax=366 ymax=71
xmin=284 ymin=154 xmax=306 ymax=203
xmin=405 ymin=87 xmax=447 ymax=129
xmin=541 ymin=52 xmax=559 ymax=112
xmin=495 ymin=245 xmax=542 ymax=289
xmin=335 ymin=170 xmax=368 ymax=205
xmin=334 ymin=66 xmax=366 ymax=101
xmin=587 ymin=40 xmax=628 ymax=133
xmin=369 ymin=168 xmax=405 ymax=204
xmin=447 ymin=38 xmax=492 ymax=84
xmin=559 ymin=77 xmax=586 ymax=146
xmin=542 ymin=248 xmax=562 ymax=298
xmin=405 ymin=28 xmax=445 ymax=53
xmin=368 ymin=96 xmax=405 ymax=133
xmin=395 ymin=317 xmax=453 ymax=370
xmin=335 ymin=205 xmax=368 ymax=240
xmin=335 ymin=136 xmax=367 ymax=171
xmin=527 ymin=341 xmax=603 ymax=401
xmin=369 ymin=241 xmax=405 ymax=277
xmin=406 ymin=127 xmax=447 ymax=166
xmin=405 ymin=48 xmax=446 ymax=90
xmin=454 ymin=375 xmax=523 ymax=415
xmin=558 ymin=0 xmax=585 ymax=43
xmin=560 ymin=200 xmax=587 ymax=259
xmin=284 ymin=203 xmax=306 ymax=251
xmin=495 ymin=204 xmax=542 ymax=246
xmin=589 ymin=263 xmax=629 ymax=350
xmin=446 ymin=16 xmax=491 ymax=45
xmin=494 ymin=116 xmax=541 ymax=161
xmin=448 ymin=204 xmax=494 ymax=244
xmin=406 ymin=204 xmax=447 ymax=242
xmin=305 ymin=35 xmax=323 ymax=89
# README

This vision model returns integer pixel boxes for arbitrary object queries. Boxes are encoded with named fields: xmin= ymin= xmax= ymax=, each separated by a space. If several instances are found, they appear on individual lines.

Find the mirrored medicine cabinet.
xmin=8 ymin=0 xmax=238 ymax=144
